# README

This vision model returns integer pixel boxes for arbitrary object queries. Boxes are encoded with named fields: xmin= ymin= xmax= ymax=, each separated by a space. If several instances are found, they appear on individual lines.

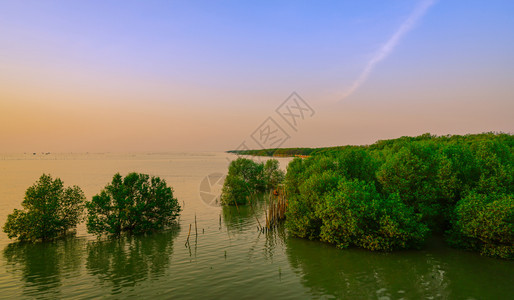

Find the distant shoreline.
xmin=226 ymin=132 xmax=513 ymax=158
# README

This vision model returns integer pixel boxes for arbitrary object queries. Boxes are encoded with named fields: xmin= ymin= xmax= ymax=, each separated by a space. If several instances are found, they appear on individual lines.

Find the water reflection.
xmin=86 ymin=226 xmax=180 ymax=292
xmin=222 ymin=205 xmax=254 ymax=234
xmin=3 ymin=237 xmax=85 ymax=299
xmin=285 ymin=236 xmax=514 ymax=299
xmin=222 ymin=197 xmax=266 ymax=235
xmin=262 ymin=224 xmax=287 ymax=260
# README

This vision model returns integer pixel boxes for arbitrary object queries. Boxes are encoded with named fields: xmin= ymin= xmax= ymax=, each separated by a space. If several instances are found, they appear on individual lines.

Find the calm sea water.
xmin=0 ymin=152 xmax=512 ymax=299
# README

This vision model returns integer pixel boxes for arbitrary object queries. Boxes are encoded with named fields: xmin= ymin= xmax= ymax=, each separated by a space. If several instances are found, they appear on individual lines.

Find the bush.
xmin=334 ymin=147 xmax=378 ymax=183
xmin=448 ymin=192 xmax=513 ymax=259
xmin=221 ymin=158 xmax=284 ymax=205
xmin=316 ymin=179 xmax=428 ymax=251
xmin=285 ymin=170 xmax=341 ymax=239
xmin=86 ymin=172 xmax=181 ymax=236
xmin=376 ymin=143 xmax=443 ymax=229
xmin=3 ymin=174 xmax=86 ymax=242
xmin=473 ymin=140 xmax=513 ymax=195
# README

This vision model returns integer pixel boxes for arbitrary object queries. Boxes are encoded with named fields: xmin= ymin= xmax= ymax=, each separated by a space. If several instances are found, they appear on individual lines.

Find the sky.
xmin=1 ymin=0 xmax=513 ymax=152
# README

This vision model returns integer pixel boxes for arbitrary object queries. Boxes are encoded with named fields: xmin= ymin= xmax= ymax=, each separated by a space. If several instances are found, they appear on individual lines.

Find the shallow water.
xmin=0 ymin=153 xmax=512 ymax=299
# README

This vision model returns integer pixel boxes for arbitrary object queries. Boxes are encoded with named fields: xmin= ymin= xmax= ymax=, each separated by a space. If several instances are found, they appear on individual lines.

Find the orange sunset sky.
xmin=1 ymin=1 xmax=513 ymax=152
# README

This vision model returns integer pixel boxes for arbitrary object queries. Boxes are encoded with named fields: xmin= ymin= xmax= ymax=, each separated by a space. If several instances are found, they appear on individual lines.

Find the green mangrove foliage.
xmin=86 ymin=172 xmax=181 ymax=236
xmin=317 ymin=179 xmax=429 ymax=251
xmin=221 ymin=158 xmax=285 ymax=205
xmin=263 ymin=159 xmax=286 ymax=190
xmin=3 ymin=174 xmax=86 ymax=242
xmin=283 ymin=133 xmax=514 ymax=257
xmin=448 ymin=192 xmax=513 ymax=259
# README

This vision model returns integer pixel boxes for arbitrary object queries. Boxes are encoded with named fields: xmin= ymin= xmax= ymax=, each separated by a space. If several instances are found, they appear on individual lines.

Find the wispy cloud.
xmin=341 ymin=0 xmax=437 ymax=100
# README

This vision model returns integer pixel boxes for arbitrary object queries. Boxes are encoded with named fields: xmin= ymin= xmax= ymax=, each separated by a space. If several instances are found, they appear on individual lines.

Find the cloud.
xmin=341 ymin=0 xmax=437 ymax=100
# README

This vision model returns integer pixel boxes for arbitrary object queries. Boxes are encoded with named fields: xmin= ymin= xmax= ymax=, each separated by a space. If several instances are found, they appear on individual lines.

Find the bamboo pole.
xmin=264 ymin=196 xmax=269 ymax=230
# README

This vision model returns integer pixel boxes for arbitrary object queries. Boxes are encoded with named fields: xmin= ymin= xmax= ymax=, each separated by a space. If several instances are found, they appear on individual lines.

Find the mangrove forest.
xmin=226 ymin=133 xmax=514 ymax=259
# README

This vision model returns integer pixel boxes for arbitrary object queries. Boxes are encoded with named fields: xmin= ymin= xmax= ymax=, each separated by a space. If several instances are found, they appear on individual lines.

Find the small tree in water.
xmin=263 ymin=159 xmax=285 ymax=190
xmin=3 ymin=174 xmax=86 ymax=242
xmin=221 ymin=158 xmax=284 ymax=205
xmin=86 ymin=172 xmax=181 ymax=236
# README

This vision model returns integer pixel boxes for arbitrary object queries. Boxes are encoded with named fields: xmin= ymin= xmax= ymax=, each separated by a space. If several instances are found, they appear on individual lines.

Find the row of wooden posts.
xmin=252 ymin=185 xmax=287 ymax=233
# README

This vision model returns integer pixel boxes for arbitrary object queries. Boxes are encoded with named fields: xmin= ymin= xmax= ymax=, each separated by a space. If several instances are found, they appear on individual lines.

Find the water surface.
xmin=0 ymin=153 xmax=512 ymax=299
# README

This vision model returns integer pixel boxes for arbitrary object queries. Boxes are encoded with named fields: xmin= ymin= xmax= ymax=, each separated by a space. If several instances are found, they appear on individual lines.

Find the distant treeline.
xmin=227 ymin=132 xmax=514 ymax=158
xmin=227 ymin=147 xmax=317 ymax=157
xmin=227 ymin=146 xmax=371 ymax=157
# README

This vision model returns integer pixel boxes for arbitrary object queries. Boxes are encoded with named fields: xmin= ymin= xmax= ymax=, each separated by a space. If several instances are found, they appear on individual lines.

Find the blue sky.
xmin=1 ymin=1 xmax=513 ymax=152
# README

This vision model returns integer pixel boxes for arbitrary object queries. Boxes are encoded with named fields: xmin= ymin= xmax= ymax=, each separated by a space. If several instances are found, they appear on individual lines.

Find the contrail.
xmin=341 ymin=0 xmax=437 ymax=100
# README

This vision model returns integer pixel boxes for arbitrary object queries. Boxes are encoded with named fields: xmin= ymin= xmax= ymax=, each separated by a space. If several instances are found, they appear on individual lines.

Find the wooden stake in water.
xmin=195 ymin=213 xmax=198 ymax=237
xmin=233 ymin=198 xmax=240 ymax=214
xmin=264 ymin=197 xmax=268 ymax=230
xmin=185 ymin=224 xmax=192 ymax=247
